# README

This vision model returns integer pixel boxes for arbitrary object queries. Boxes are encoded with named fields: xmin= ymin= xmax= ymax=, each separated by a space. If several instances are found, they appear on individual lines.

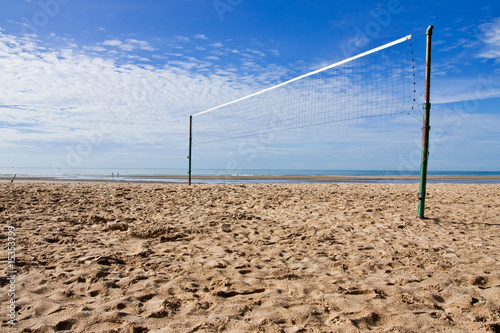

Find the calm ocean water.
xmin=1 ymin=167 xmax=499 ymax=184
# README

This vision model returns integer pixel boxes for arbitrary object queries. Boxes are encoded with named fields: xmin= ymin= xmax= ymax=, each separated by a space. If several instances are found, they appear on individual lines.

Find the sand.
xmin=1 ymin=182 xmax=499 ymax=332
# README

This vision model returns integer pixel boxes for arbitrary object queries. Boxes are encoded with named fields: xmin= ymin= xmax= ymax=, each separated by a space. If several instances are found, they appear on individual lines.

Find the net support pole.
xmin=418 ymin=25 xmax=434 ymax=219
xmin=188 ymin=115 xmax=192 ymax=186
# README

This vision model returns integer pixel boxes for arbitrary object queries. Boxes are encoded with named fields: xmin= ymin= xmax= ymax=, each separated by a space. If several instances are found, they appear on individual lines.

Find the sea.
xmin=1 ymin=167 xmax=499 ymax=184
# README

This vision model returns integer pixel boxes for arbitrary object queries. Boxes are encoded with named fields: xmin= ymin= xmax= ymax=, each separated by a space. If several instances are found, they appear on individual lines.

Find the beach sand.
xmin=1 ymin=182 xmax=499 ymax=332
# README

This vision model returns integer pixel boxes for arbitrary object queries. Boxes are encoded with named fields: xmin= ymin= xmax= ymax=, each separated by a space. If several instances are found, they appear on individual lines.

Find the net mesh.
xmin=192 ymin=36 xmax=415 ymax=145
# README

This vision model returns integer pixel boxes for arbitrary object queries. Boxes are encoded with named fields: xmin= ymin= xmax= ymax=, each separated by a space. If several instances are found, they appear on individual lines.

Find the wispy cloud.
xmin=174 ymin=36 xmax=190 ymax=43
xmin=478 ymin=17 xmax=500 ymax=62
xmin=245 ymin=48 xmax=266 ymax=58
xmin=268 ymin=49 xmax=280 ymax=56
xmin=102 ymin=39 xmax=122 ymax=47
xmin=440 ymin=38 xmax=478 ymax=52
xmin=432 ymin=76 xmax=500 ymax=104
xmin=83 ymin=45 xmax=106 ymax=52
xmin=126 ymin=39 xmax=155 ymax=51
xmin=1 ymin=29 xmax=497 ymax=171
xmin=101 ymin=38 xmax=155 ymax=52
xmin=210 ymin=42 xmax=223 ymax=48
xmin=0 ymin=32 xmax=275 ymax=151
xmin=194 ymin=34 xmax=208 ymax=40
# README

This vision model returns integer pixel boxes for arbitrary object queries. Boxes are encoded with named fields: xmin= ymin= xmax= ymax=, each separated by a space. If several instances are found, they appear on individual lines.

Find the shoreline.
xmin=2 ymin=174 xmax=500 ymax=184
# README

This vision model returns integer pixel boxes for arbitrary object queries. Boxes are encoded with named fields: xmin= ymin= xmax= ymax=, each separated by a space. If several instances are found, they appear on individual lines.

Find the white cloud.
xmin=209 ymin=50 xmax=225 ymax=57
xmin=432 ymin=76 xmax=500 ymax=104
xmin=339 ymin=36 xmax=370 ymax=58
xmin=119 ymin=43 xmax=135 ymax=52
xmin=0 ymin=31 xmax=497 ymax=171
xmin=101 ymin=38 xmax=155 ymax=52
xmin=166 ymin=52 xmax=184 ymax=57
xmin=83 ymin=45 xmax=106 ymax=52
xmin=0 ymin=31 xmax=274 ymax=153
xmin=102 ymin=39 xmax=122 ymax=47
xmin=174 ymin=36 xmax=190 ymax=43
xmin=440 ymin=38 xmax=477 ymax=52
xmin=478 ymin=17 xmax=500 ymax=61
xmin=245 ymin=48 xmax=266 ymax=58
xmin=126 ymin=55 xmax=151 ymax=62
xmin=194 ymin=34 xmax=208 ymax=40
xmin=125 ymin=39 xmax=155 ymax=51
xmin=210 ymin=42 xmax=223 ymax=48
xmin=269 ymin=49 xmax=280 ymax=56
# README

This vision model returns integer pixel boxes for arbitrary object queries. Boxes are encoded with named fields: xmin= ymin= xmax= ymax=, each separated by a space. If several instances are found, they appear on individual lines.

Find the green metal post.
xmin=188 ymin=115 xmax=192 ymax=185
xmin=418 ymin=25 xmax=434 ymax=218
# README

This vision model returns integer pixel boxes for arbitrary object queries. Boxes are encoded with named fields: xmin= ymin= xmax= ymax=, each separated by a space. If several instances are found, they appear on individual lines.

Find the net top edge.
xmin=193 ymin=34 xmax=412 ymax=117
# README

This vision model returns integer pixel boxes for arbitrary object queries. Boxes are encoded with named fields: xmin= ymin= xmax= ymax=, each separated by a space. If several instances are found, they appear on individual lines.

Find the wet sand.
xmin=1 ymin=182 xmax=499 ymax=332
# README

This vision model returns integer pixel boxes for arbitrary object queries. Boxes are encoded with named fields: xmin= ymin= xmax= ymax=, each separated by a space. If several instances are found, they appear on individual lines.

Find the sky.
xmin=0 ymin=0 xmax=499 ymax=175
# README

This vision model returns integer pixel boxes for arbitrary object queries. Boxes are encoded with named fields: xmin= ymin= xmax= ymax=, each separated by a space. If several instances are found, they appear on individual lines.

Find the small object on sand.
xmin=10 ymin=174 xmax=17 ymax=184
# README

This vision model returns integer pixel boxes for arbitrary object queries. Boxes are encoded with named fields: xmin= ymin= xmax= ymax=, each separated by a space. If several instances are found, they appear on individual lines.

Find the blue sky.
xmin=0 ymin=0 xmax=499 ymax=175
